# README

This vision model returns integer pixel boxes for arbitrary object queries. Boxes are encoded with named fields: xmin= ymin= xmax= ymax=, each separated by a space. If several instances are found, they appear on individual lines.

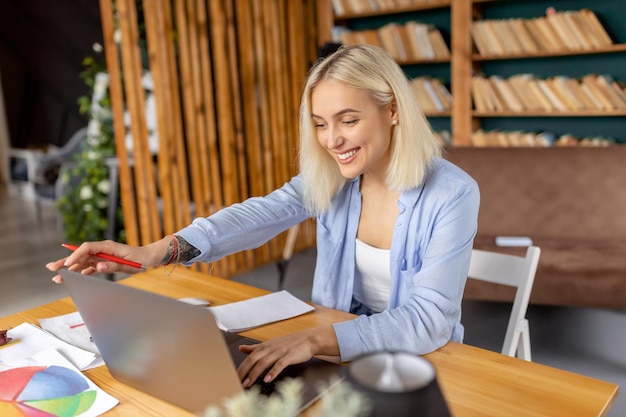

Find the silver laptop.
xmin=59 ymin=269 xmax=342 ymax=414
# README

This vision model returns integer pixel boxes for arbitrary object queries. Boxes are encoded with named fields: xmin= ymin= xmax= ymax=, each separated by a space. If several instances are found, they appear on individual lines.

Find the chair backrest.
xmin=467 ymin=246 xmax=541 ymax=360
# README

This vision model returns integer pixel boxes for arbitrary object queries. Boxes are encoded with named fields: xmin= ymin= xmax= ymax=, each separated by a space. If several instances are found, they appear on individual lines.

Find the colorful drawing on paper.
xmin=0 ymin=365 xmax=96 ymax=416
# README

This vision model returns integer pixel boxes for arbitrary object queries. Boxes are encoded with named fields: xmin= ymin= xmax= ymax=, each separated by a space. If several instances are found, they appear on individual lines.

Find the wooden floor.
xmin=1 ymin=189 xmax=624 ymax=415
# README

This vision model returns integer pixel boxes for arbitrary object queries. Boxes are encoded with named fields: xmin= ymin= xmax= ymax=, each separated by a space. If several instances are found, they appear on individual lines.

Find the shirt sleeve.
xmin=175 ymin=175 xmax=312 ymax=264
xmin=333 ymin=174 xmax=480 ymax=361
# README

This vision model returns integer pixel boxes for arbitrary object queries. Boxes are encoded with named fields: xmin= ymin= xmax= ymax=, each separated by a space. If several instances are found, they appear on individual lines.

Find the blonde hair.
xmin=299 ymin=44 xmax=441 ymax=215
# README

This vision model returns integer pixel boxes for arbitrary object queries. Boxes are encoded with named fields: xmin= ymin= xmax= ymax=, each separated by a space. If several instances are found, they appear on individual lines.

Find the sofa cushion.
xmin=466 ymin=237 xmax=626 ymax=309
xmin=445 ymin=146 xmax=626 ymax=310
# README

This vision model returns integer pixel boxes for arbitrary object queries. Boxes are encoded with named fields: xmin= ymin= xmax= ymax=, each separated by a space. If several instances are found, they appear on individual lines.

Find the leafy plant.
xmin=202 ymin=377 xmax=370 ymax=417
xmin=56 ymin=46 xmax=125 ymax=244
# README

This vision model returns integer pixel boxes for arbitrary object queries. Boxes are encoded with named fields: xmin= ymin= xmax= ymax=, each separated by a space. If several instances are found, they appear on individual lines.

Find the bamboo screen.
xmin=98 ymin=0 xmax=321 ymax=277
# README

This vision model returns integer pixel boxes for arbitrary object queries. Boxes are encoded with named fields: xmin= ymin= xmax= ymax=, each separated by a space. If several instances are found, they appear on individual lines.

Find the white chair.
xmin=467 ymin=246 xmax=541 ymax=361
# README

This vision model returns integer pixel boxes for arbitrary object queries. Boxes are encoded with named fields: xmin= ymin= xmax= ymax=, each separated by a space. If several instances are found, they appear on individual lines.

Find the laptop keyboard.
xmin=252 ymin=377 xmax=277 ymax=396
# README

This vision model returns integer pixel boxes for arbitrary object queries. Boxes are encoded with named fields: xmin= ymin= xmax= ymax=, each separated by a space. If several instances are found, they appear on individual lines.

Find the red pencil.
xmin=62 ymin=243 xmax=146 ymax=270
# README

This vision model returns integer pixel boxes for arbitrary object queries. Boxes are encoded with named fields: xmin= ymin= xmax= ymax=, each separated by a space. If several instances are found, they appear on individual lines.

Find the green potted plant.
xmin=56 ymin=46 xmax=124 ymax=243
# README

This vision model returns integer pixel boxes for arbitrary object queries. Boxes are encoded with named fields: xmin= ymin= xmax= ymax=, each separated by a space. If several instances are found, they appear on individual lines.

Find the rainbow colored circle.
xmin=0 ymin=365 xmax=96 ymax=416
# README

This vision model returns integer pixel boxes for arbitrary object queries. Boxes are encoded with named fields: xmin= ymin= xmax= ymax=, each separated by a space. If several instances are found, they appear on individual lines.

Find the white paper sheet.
xmin=39 ymin=311 xmax=105 ymax=369
xmin=0 ymin=322 xmax=95 ymax=371
xmin=209 ymin=290 xmax=315 ymax=332
xmin=1 ymin=348 xmax=118 ymax=416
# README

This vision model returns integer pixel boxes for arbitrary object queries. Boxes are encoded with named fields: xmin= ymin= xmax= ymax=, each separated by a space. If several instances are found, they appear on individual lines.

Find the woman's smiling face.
xmin=311 ymin=80 xmax=396 ymax=181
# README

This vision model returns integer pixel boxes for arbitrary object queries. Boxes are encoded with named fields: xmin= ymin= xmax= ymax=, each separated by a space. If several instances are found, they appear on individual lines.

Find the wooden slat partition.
xmin=117 ymin=0 xmax=162 ymax=244
xmin=98 ymin=0 xmax=319 ymax=277
xmin=144 ymin=0 xmax=192 ymax=236
xmin=99 ymin=0 xmax=139 ymax=245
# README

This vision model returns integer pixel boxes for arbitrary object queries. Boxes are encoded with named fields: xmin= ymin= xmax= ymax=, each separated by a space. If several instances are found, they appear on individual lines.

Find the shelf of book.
xmin=464 ymin=0 xmax=626 ymax=145
xmin=333 ymin=0 xmax=451 ymax=20
xmin=319 ymin=0 xmax=626 ymax=146
xmin=472 ymin=43 xmax=626 ymax=61
xmin=473 ymin=110 xmax=626 ymax=117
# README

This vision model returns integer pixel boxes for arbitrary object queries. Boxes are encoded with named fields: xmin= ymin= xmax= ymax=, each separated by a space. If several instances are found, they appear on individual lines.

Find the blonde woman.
xmin=48 ymin=45 xmax=479 ymax=387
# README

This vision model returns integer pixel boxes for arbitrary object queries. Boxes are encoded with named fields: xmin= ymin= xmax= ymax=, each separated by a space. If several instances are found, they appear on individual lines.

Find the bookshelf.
xmin=319 ymin=0 xmax=626 ymax=146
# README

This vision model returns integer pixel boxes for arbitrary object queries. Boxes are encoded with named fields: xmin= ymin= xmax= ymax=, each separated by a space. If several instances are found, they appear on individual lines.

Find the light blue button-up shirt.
xmin=176 ymin=157 xmax=479 ymax=361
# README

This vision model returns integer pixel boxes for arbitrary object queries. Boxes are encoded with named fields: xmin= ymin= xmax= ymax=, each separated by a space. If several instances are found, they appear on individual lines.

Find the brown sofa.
xmin=445 ymin=146 xmax=626 ymax=310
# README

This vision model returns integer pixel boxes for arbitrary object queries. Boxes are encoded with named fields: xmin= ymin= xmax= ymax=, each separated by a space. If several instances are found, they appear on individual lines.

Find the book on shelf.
xmin=519 ymin=19 xmax=546 ymax=53
xmin=610 ymin=80 xmax=626 ymax=106
xmin=331 ymin=0 xmax=347 ymax=16
xmin=410 ymin=78 xmax=439 ymax=112
xmin=489 ymin=75 xmax=524 ymax=112
xmin=427 ymin=27 xmax=450 ymax=58
xmin=544 ymin=78 xmax=580 ymax=111
xmin=337 ymin=28 xmax=357 ymax=45
xmin=345 ymin=0 xmax=375 ymax=15
xmin=375 ymin=0 xmax=396 ymax=10
xmin=430 ymin=78 xmax=452 ymax=109
xmin=470 ymin=21 xmax=490 ymax=55
xmin=470 ymin=129 xmax=490 ymax=146
xmin=581 ymin=74 xmax=617 ymax=110
xmin=508 ymin=74 xmax=542 ymax=111
xmin=481 ymin=76 xmax=506 ymax=111
xmin=471 ymin=77 xmax=488 ymax=112
xmin=546 ymin=11 xmax=583 ymax=50
xmin=506 ymin=131 xmax=534 ymax=147
xmin=405 ymin=21 xmax=435 ymax=60
xmin=508 ymin=18 xmax=541 ymax=54
xmin=579 ymin=9 xmax=613 ymax=46
xmin=590 ymin=74 xmax=626 ymax=109
xmin=580 ymin=81 xmax=608 ymax=110
xmin=561 ymin=76 xmax=597 ymax=110
xmin=550 ymin=77 xmax=585 ymax=111
xmin=474 ymin=77 xmax=497 ymax=111
xmin=378 ymin=23 xmax=407 ymax=61
xmin=494 ymin=19 xmax=524 ymax=55
xmin=536 ymin=79 xmax=567 ymax=111
xmin=532 ymin=16 xmax=568 ymax=51
xmin=567 ymin=11 xmax=601 ymax=48
xmin=561 ymin=11 xmax=593 ymax=50
xmin=421 ymin=78 xmax=446 ymax=111
xmin=526 ymin=77 xmax=558 ymax=111
xmin=361 ymin=28 xmax=384 ymax=48
xmin=338 ymin=0 xmax=360 ymax=15
xmin=480 ymin=20 xmax=506 ymax=55
xmin=397 ymin=24 xmax=417 ymax=61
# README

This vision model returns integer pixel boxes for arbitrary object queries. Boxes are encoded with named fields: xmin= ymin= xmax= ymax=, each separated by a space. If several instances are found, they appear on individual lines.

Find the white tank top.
xmin=353 ymin=238 xmax=392 ymax=312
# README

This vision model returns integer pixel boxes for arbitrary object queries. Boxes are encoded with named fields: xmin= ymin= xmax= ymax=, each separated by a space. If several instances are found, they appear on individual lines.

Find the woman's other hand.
xmin=236 ymin=325 xmax=339 ymax=387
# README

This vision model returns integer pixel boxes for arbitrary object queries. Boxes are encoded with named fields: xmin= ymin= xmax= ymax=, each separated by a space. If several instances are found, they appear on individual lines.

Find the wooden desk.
xmin=1 ymin=267 xmax=618 ymax=417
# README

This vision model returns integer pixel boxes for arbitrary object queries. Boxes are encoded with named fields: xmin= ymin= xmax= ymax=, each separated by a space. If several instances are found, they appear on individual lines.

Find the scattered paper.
xmin=0 ymin=323 xmax=95 ymax=371
xmin=1 ymin=348 xmax=118 ymax=416
xmin=209 ymin=290 xmax=315 ymax=332
xmin=39 ymin=312 xmax=95 ymax=352
xmin=39 ymin=311 xmax=105 ymax=369
xmin=39 ymin=311 xmax=104 ymax=371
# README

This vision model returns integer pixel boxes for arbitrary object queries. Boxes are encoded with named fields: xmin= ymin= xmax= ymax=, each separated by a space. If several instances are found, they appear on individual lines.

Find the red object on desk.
xmin=62 ymin=243 xmax=146 ymax=270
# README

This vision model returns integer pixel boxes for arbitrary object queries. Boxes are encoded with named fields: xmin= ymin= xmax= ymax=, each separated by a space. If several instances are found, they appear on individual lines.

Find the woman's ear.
xmin=390 ymin=100 xmax=399 ymax=124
